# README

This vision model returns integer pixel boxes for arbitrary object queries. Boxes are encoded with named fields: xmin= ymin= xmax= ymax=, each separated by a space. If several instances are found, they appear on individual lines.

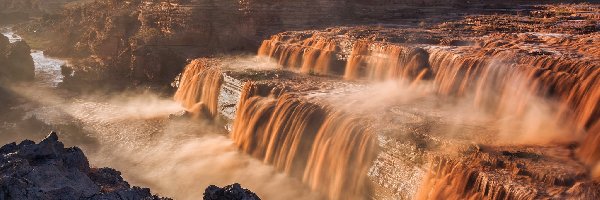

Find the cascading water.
xmin=344 ymin=41 xmax=432 ymax=81
xmin=258 ymin=34 xmax=344 ymax=75
xmin=174 ymin=59 xmax=223 ymax=118
xmin=231 ymin=81 xmax=377 ymax=200
xmin=253 ymin=29 xmax=600 ymax=199
xmin=257 ymin=31 xmax=599 ymax=138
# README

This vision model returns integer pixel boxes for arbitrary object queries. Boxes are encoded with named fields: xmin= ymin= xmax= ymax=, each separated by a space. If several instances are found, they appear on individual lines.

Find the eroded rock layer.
xmin=15 ymin=0 xmax=589 ymax=85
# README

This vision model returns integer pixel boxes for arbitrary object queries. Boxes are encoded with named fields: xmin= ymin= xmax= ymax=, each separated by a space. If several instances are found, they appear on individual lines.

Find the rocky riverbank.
xmin=0 ymin=132 xmax=166 ymax=199
xmin=0 ymin=132 xmax=263 ymax=200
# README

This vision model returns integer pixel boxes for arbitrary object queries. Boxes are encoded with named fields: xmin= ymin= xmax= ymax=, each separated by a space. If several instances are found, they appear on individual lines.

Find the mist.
xmin=2 ymin=83 xmax=322 ymax=200
xmin=322 ymin=71 xmax=580 ymax=146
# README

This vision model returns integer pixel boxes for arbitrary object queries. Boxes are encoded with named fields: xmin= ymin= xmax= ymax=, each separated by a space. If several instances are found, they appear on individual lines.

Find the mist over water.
xmin=322 ymin=77 xmax=579 ymax=146
xmin=0 ymin=34 xmax=323 ymax=199
xmin=3 ymin=83 xmax=323 ymax=200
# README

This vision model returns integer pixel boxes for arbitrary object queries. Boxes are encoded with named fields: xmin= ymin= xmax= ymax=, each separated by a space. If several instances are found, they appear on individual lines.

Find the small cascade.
xmin=417 ymin=157 xmax=534 ymax=200
xmin=417 ymin=149 xmax=599 ymax=200
xmin=302 ymin=111 xmax=376 ymax=200
xmin=577 ymin=121 xmax=600 ymax=179
xmin=344 ymin=41 xmax=432 ymax=81
xmin=258 ymin=34 xmax=343 ymax=75
xmin=427 ymin=46 xmax=600 ymax=134
xmin=231 ymin=81 xmax=377 ymax=200
xmin=173 ymin=59 xmax=223 ymax=118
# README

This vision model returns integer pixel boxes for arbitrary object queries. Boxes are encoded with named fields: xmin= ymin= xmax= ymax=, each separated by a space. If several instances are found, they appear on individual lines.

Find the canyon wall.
xmin=13 ymin=0 xmax=586 ymax=86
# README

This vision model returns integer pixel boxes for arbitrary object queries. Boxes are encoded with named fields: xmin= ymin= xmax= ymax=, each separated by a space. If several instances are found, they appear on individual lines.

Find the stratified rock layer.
xmin=0 ymin=132 xmax=166 ymax=200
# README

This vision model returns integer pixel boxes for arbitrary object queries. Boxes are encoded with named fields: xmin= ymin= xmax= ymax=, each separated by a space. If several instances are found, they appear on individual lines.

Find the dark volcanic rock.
xmin=0 ymin=132 xmax=168 ymax=200
xmin=203 ymin=183 xmax=261 ymax=200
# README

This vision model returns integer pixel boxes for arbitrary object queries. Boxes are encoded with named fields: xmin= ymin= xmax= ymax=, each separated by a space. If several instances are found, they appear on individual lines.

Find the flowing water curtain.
xmin=174 ymin=59 xmax=223 ymax=118
xmin=231 ymin=81 xmax=377 ymax=200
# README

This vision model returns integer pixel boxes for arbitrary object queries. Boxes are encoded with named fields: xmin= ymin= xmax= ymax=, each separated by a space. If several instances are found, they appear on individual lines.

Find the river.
xmin=0 ymin=28 xmax=322 ymax=200
xmin=2 ymin=28 xmax=65 ymax=87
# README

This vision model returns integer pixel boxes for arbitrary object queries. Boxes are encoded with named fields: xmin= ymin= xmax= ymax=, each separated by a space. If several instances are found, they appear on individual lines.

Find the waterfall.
xmin=174 ymin=59 xmax=223 ymax=118
xmin=231 ymin=81 xmax=377 ymax=200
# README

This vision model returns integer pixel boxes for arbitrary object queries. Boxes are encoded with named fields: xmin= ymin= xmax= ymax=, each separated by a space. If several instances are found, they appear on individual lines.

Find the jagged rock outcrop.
xmin=0 ymin=132 xmax=167 ymax=200
xmin=203 ymin=183 xmax=261 ymax=200
xmin=0 ymin=34 xmax=34 ymax=82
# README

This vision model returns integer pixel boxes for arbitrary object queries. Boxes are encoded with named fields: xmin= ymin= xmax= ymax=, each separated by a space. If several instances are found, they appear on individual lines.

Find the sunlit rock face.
xmin=0 ymin=34 xmax=34 ymax=82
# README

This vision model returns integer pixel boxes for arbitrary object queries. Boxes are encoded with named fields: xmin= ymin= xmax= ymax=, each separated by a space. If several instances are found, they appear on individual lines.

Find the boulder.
xmin=203 ymin=183 xmax=261 ymax=200
xmin=0 ymin=132 xmax=169 ymax=200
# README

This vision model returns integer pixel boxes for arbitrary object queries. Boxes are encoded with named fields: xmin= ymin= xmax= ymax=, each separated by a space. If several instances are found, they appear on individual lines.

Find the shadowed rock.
xmin=0 ymin=132 xmax=169 ymax=200
xmin=0 ymin=34 xmax=34 ymax=82
xmin=203 ymin=183 xmax=261 ymax=200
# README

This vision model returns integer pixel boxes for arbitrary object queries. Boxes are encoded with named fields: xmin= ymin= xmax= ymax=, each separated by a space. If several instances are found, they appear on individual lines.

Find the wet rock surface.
xmin=203 ymin=183 xmax=261 ymax=200
xmin=0 ymin=132 xmax=167 ymax=200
